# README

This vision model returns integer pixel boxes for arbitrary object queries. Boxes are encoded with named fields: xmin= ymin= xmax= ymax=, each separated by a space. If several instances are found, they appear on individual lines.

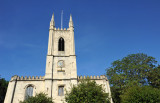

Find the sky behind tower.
xmin=0 ymin=0 xmax=160 ymax=80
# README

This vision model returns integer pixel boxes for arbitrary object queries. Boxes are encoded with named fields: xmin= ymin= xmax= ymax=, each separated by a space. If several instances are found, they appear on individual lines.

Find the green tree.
xmin=121 ymin=86 xmax=160 ymax=103
xmin=65 ymin=79 xmax=110 ymax=103
xmin=20 ymin=92 xmax=54 ymax=103
xmin=148 ymin=65 xmax=160 ymax=88
xmin=0 ymin=76 xmax=8 ymax=103
xmin=106 ymin=53 xmax=159 ymax=103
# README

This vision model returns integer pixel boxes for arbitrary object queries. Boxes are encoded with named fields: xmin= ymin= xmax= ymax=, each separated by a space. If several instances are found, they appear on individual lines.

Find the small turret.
xmin=50 ymin=13 xmax=55 ymax=29
xmin=69 ymin=14 xmax=74 ymax=28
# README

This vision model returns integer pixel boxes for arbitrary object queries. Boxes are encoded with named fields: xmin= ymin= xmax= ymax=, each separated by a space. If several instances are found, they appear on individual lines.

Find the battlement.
xmin=77 ymin=75 xmax=108 ymax=80
xmin=54 ymin=28 xmax=70 ymax=31
xmin=10 ymin=75 xmax=45 ymax=81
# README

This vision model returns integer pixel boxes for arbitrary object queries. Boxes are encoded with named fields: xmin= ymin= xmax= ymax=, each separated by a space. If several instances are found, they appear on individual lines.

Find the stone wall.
xmin=4 ymin=75 xmax=45 ymax=103
xmin=4 ymin=75 xmax=112 ymax=103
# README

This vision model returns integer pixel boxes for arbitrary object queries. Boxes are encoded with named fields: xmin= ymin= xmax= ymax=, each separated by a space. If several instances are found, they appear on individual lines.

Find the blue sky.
xmin=0 ymin=0 xmax=160 ymax=80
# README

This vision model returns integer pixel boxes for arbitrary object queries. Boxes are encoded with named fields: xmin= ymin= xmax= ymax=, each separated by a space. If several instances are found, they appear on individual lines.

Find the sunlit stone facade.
xmin=4 ymin=13 xmax=112 ymax=103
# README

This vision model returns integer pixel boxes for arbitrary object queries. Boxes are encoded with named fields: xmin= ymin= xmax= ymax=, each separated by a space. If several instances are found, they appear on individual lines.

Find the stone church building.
xmin=4 ymin=13 xmax=112 ymax=103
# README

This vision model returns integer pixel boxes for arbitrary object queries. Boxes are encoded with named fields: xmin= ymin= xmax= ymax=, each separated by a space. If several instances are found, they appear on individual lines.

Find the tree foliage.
xmin=0 ymin=76 xmax=8 ymax=103
xmin=20 ymin=92 xmax=54 ymax=103
xmin=148 ymin=65 xmax=160 ymax=88
xmin=106 ymin=53 xmax=160 ymax=103
xmin=121 ymin=86 xmax=160 ymax=103
xmin=65 ymin=79 xmax=110 ymax=103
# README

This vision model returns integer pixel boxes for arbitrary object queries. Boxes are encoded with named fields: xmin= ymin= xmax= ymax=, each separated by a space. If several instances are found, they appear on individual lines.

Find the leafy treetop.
xmin=65 ymin=79 xmax=110 ymax=103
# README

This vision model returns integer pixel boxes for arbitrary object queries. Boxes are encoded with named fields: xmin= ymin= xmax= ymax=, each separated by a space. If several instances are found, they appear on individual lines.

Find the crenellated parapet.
xmin=54 ymin=28 xmax=70 ymax=31
xmin=10 ymin=75 xmax=45 ymax=81
xmin=77 ymin=75 xmax=108 ymax=81
xmin=49 ymin=13 xmax=73 ymax=31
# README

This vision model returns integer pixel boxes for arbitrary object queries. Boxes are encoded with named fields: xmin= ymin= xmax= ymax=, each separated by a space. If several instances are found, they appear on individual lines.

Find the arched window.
xmin=58 ymin=37 xmax=64 ymax=51
xmin=25 ymin=85 xmax=33 ymax=99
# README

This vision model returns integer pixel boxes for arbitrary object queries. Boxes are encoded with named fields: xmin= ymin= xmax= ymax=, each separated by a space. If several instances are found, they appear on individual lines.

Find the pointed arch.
xmin=58 ymin=37 xmax=65 ymax=51
xmin=25 ymin=85 xmax=34 ymax=99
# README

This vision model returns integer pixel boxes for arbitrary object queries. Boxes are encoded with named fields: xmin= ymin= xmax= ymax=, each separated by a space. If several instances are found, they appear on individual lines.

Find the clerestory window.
xmin=58 ymin=37 xmax=64 ymax=51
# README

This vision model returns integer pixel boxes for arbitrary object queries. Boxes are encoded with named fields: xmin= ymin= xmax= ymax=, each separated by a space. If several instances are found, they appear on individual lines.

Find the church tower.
xmin=45 ymin=13 xmax=77 ymax=101
xmin=4 ymin=13 xmax=112 ymax=103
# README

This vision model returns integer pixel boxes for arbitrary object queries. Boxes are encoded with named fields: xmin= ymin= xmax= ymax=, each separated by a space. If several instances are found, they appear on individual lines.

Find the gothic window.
xmin=58 ymin=37 xmax=64 ymax=51
xmin=25 ymin=85 xmax=33 ymax=99
xmin=58 ymin=86 xmax=64 ymax=96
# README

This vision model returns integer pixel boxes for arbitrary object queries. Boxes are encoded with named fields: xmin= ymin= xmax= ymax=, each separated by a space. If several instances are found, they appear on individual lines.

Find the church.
xmin=4 ymin=13 xmax=112 ymax=103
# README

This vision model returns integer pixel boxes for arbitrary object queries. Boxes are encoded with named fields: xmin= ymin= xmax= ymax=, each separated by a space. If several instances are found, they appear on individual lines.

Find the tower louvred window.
xmin=58 ymin=37 xmax=64 ymax=51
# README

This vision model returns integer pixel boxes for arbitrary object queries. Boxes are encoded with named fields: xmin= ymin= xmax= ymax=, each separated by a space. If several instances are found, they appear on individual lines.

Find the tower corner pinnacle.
xmin=69 ymin=14 xmax=74 ymax=28
xmin=50 ymin=13 xmax=55 ymax=29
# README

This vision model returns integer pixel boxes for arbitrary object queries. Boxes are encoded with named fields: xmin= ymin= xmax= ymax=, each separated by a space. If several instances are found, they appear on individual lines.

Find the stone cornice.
xmin=47 ymin=55 xmax=76 ymax=57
